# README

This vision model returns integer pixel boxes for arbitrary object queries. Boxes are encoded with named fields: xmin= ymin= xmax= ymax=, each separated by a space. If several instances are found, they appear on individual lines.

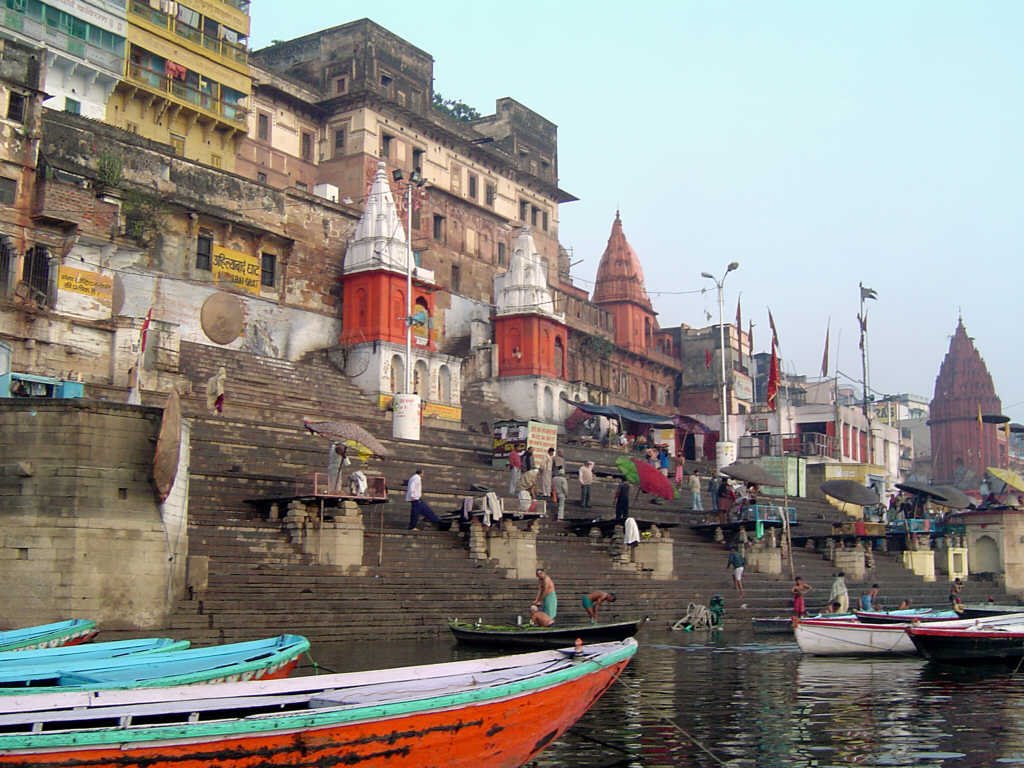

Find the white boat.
xmin=793 ymin=618 xmax=917 ymax=656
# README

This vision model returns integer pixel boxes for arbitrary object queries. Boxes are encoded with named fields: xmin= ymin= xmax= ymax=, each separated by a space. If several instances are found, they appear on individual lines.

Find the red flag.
xmin=820 ymin=321 xmax=830 ymax=378
xmin=768 ymin=309 xmax=779 ymax=347
xmin=139 ymin=308 xmax=154 ymax=353
xmin=767 ymin=342 xmax=780 ymax=411
xmin=705 ymin=349 xmax=712 ymax=369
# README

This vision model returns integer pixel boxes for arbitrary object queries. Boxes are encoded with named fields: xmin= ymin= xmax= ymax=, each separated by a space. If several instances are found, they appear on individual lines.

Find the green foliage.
xmin=432 ymin=91 xmax=481 ymax=122
xmin=579 ymin=334 xmax=616 ymax=359
xmin=95 ymin=152 xmax=123 ymax=189
xmin=122 ymin=188 xmax=166 ymax=247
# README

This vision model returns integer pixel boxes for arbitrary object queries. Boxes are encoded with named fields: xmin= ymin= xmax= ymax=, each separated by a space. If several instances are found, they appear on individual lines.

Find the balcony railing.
xmin=127 ymin=63 xmax=247 ymax=126
xmin=128 ymin=0 xmax=248 ymax=66
xmin=742 ymin=432 xmax=838 ymax=460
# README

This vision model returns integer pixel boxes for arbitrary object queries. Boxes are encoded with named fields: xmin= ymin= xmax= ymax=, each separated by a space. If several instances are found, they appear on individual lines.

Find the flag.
xmin=705 ymin=349 xmax=712 ymax=369
xmin=767 ymin=342 xmax=780 ymax=411
xmin=860 ymin=284 xmax=878 ymax=302
xmin=735 ymin=295 xmax=742 ymax=336
xmin=858 ymin=312 xmax=867 ymax=350
xmin=978 ymin=403 xmax=983 ymax=428
xmin=768 ymin=309 xmax=778 ymax=346
xmin=748 ymin=320 xmax=754 ymax=361
xmin=820 ymin=321 xmax=830 ymax=378
xmin=139 ymin=308 xmax=154 ymax=354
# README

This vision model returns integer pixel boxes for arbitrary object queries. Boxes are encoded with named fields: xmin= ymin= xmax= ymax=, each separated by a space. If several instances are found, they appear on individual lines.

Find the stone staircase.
xmin=162 ymin=342 xmax=1011 ymax=645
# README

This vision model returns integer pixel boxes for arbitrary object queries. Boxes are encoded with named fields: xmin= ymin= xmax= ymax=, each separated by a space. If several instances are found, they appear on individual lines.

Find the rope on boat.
xmin=299 ymin=650 xmax=338 ymax=674
xmin=613 ymin=674 xmax=727 ymax=766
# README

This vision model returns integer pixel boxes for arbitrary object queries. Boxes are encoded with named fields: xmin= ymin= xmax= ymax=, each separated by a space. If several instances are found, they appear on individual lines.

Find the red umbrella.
xmin=631 ymin=458 xmax=675 ymax=500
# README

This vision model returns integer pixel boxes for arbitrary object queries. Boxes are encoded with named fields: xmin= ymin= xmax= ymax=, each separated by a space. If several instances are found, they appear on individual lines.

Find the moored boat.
xmin=0 ymin=638 xmax=637 ymax=768
xmin=0 ymin=634 xmax=308 ymax=693
xmin=905 ymin=613 xmax=1024 ymax=662
xmin=0 ymin=620 xmax=98 ymax=652
xmin=794 ymin=618 xmax=918 ymax=656
xmin=449 ymin=618 xmax=646 ymax=648
xmin=854 ymin=608 xmax=958 ymax=624
xmin=958 ymin=602 xmax=1024 ymax=620
xmin=0 ymin=637 xmax=188 ymax=667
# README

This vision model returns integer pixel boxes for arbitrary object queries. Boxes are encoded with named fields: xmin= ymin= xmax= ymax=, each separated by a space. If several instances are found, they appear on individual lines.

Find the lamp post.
xmin=702 ymin=262 xmax=739 ymax=462
xmin=391 ymin=168 xmax=424 ymax=440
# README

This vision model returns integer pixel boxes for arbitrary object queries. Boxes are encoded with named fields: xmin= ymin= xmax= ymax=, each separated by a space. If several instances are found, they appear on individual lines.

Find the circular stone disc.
xmin=200 ymin=292 xmax=245 ymax=345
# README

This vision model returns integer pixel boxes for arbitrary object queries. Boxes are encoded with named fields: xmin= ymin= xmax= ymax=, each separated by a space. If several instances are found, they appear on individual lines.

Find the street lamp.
xmin=701 ymin=261 xmax=739 ymax=444
xmin=392 ymin=168 xmax=425 ymax=440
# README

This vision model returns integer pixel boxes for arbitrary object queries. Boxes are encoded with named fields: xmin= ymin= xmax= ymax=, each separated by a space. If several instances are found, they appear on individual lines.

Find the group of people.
xmin=508 ymin=447 xmax=594 ymax=520
xmin=527 ymin=568 xmax=617 ymax=626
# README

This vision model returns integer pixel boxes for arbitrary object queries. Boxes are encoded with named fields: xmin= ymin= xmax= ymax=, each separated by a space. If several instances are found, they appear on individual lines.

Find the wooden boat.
xmin=905 ymin=612 xmax=1024 ymax=662
xmin=752 ymin=613 xmax=855 ymax=634
xmin=0 ymin=634 xmax=308 ymax=693
xmin=854 ymin=608 xmax=958 ymax=624
xmin=0 ymin=638 xmax=637 ymax=768
xmin=794 ymin=618 xmax=918 ymax=656
xmin=958 ymin=602 xmax=1024 ymax=619
xmin=0 ymin=620 xmax=98 ymax=652
xmin=0 ymin=637 xmax=188 ymax=667
xmin=449 ymin=617 xmax=646 ymax=648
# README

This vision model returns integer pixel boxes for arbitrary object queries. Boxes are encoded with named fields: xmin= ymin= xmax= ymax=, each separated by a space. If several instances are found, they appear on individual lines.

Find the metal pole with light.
xmin=701 ymin=262 xmax=739 ymax=449
xmin=391 ymin=168 xmax=423 ymax=440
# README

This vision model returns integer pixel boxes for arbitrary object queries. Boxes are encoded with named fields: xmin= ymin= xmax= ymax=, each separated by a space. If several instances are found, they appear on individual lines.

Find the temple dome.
xmin=592 ymin=212 xmax=654 ymax=311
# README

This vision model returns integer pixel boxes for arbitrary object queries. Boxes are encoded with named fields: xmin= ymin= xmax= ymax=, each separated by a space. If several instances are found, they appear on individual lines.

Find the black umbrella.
xmin=895 ymin=480 xmax=949 ymax=502
xmin=720 ymin=462 xmax=783 ymax=487
xmin=982 ymin=413 xmax=1011 ymax=425
xmin=931 ymin=485 xmax=973 ymax=510
xmin=820 ymin=480 xmax=880 ymax=507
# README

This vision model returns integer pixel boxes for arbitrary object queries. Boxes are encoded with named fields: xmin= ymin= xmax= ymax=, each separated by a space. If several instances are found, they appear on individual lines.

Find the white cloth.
xmin=348 ymin=470 xmax=367 ymax=495
xmin=405 ymin=472 xmax=422 ymax=502
xmin=482 ymin=491 xmax=504 ymax=526
xmin=624 ymin=517 xmax=641 ymax=546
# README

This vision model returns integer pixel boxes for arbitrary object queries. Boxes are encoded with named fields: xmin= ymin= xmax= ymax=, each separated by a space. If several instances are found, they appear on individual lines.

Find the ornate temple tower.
xmin=929 ymin=318 xmax=1003 ymax=486
xmin=592 ymin=212 xmax=657 ymax=355
xmin=492 ymin=227 xmax=570 ymax=421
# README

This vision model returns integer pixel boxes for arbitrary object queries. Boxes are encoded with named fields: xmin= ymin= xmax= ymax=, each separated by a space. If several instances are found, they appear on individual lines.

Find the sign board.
xmin=58 ymin=266 xmax=113 ymax=305
xmin=651 ymin=428 xmax=675 ymax=448
xmin=527 ymin=421 xmax=558 ymax=453
xmin=212 ymin=245 xmax=261 ymax=294
xmin=732 ymin=372 xmax=753 ymax=402
xmin=492 ymin=420 xmax=529 ymax=467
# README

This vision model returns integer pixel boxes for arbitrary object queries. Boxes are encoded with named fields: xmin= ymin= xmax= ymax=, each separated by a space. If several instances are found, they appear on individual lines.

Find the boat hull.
xmin=907 ymin=626 xmax=1024 ymax=662
xmin=794 ymin=619 xmax=917 ymax=656
xmin=449 ymin=619 xmax=644 ymax=648
xmin=0 ymin=620 xmax=98 ymax=652
xmin=0 ymin=641 xmax=636 ymax=768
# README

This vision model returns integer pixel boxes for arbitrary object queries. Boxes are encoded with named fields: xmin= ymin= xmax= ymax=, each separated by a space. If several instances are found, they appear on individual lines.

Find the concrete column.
xmin=485 ymin=519 xmax=538 ymax=579
xmin=833 ymin=547 xmax=866 ymax=582
xmin=310 ymin=501 xmax=366 ymax=574
xmin=901 ymin=549 xmax=936 ymax=582
xmin=945 ymin=546 xmax=968 ymax=582
xmin=633 ymin=526 xmax=674 ymax=580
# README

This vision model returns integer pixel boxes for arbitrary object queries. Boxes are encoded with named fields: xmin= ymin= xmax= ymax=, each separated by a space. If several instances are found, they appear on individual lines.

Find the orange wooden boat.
xmin=0 ymin=638 xmax=637 ymax=767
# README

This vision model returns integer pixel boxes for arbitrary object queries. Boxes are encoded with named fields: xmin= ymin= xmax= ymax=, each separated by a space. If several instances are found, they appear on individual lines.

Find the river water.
xmin=311 ymin=628 xmax=1024 ymax=768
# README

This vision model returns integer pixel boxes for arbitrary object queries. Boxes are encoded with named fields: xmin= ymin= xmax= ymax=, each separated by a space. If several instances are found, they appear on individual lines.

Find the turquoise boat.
xmin=0 ymin=620 xmax=97 ymax=652
xmin=0 ymin=637 xmax=189 ymax=668
xmin=0 ymin=634 xmax=309 ymax=693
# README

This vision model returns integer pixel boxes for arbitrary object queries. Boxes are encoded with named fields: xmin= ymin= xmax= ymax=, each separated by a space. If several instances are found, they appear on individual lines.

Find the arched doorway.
xmin=543 ymin=386 xmax=554 ymax=420
xmin=972 ymin=534 xmax=1000 ymax=574
xmin=414 ymin=360 xmax=429 ymax=398
xmin=438 ymin=365 xmax=451 ymax=403
xmin=390 ymin=354 xmax=404 ymax=394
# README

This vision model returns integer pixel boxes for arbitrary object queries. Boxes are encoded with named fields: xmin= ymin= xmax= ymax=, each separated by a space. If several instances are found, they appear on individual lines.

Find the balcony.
xmin=128 ymin=0 xmax=248 ymax=67
xmin=743 ymin=432 xmax=838 ymax=460
xmin=127 ymin=63 xmax=247 ymax=127
xmin=4 ymin=10 xmax=122 ymax=75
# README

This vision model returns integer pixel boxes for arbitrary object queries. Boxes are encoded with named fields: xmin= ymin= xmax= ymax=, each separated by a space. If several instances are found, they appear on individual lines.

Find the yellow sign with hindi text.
xmin=212 ymin=245 xmax=261 ymax=294
xmin=58 ymin=266 xmax=113 ymax=305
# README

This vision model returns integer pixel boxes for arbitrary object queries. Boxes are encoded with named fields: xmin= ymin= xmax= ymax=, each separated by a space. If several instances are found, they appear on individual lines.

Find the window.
xmin=497 ymin=241 xmax=506 ymax=266
xmin=467 ymin=173 xmax=478 ymax=200
xmin=380 ymin=73 xmax=393 ymax=88
xmin=519 ymin=199 xmax=528 ymax=222
xmin=256 ymin=171 xmax=267 ymax=184
xmin=170 ymin=133 xmax=185 ymax=156
xmin=22 ymin=246 xmax=50 ymax=304
xmin=295 ymin=181 xmax=308 ymax=192
xmin=334 ymin=76 xmax=347 ymax=94
xmin=260 ymin=252 xmax=276 ymax=288
xmin=542 ymin=211 xmax=549 ymax=231
xmin=257 ymin=112 xmax=270 ymax=141
xmin=485 ymin=182 xmax=496 ymax=207
xmin=6 ymin=92 xmax=25 ymax=123
xmin=531 ymin=206 xmax=540 ymax=227
xmin=380 ymin=133 xmax=393 ymax=159
xmin=64 ymin=98 xmax=80 ymax=115
xmin=411 ymin=202 xmax=420 ymax=230
xmin=412 ymin=148 xmax=424 ymax=173
xmin=196 ymin=233 xmax=212 ymax=271
xmin=210 ymin=154 xmax=222 ymax=168
xmin=0 ymin=178 xmax=15 ymax=205
xmin=300 ymin=131 xmax=313 ymax=162
xmin=333 ymin=128 xmax=345 ymax=154
xmin=450 ymin=264 xmax=460 ymax=293
xmin=432 ymin=214 xmax=445 ymax=242
xmin=126 ymin=121 xmax=139 ymax=134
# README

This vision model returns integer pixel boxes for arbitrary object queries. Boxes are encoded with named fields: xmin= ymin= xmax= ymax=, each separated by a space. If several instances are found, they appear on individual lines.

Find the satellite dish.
xmin=200 ymin=292 xmax=245 ymax=345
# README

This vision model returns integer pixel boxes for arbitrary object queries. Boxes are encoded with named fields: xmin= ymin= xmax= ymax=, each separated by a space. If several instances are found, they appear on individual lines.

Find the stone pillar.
xmin=834 ymin=547 xmax=865 ymax=581
xmin=747 ymin=539 xmax=782 ymax=576
xmin=945 ymin=545 xmax=968 ymax=582
xmin=901 ymin=549 xmax=936 ymax=582
xmin=468 ymin=520 xmax=489 ymax=561
xmin=633 ymin=526 xmax=674 ymax=580
xmin=282 ymin=499 xmax=311 ymax=546
xmin=485 ymin=519 xmax=538 ymax=579
xmin=310 ymin=501 xmax=366 ymax=574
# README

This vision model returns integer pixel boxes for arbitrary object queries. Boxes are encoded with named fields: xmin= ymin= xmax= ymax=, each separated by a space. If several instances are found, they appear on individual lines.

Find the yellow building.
xmin=106 ymin=0 xmax=251 ymax=170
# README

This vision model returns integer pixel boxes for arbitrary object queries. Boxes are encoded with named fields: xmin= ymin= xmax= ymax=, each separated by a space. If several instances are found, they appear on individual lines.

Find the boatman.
xmin=534 ymin=568 xmax=558 ymax=620
xmin=581 ymin=590 xmax=616 ymax=623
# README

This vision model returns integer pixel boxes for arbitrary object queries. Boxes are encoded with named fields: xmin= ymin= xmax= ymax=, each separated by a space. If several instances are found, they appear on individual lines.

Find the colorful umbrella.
xmin=303 ymin=419 xmax=391 ymax=461
xmin=618 ymin=456 xmax=675 ymax=500
xmin=986 ymin=467 xmax=1024 ymax=494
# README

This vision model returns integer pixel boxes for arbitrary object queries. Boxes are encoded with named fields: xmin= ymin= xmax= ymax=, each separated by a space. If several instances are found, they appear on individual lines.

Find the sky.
xmin=251 ymin=2 xmax=1024 ymax=420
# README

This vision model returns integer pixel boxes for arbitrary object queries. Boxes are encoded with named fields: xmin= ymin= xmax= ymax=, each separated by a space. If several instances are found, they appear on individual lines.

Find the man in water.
xmin=534 ymin=568 xmax=558 ymax=620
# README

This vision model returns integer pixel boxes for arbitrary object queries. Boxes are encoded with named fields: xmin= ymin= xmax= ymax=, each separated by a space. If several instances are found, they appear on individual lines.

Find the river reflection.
xmin=308 ymin=629 xmax=1024 ymax=768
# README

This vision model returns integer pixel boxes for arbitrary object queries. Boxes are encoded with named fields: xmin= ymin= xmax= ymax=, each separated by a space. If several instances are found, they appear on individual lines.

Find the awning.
xmin=561 ymin=397 xmax=675 ymax=429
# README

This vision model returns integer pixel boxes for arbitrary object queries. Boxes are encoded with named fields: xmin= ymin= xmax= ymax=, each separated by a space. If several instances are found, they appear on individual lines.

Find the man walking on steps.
xmin=727 ymin=545 xmax=746 ymax=600
xmin=405 ymin=468 xmax=442 ymax=530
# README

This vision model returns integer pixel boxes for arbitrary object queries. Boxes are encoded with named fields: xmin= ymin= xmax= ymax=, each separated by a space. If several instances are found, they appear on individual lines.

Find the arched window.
xmin=412 ymin=297 xmax=430 ymax=346
xmin=553 ymin=336 xmax=565 ymax=378
xmin=414 ymin=360 xmax=429 ymax=398
xmin=390 ymin=354 xmax=404 ymax=394
xmin=438 ymin=365 xmax=452 ymax=403
xmin=543 ymin=386 xmax=554 ymax=420
xmin=391 ymin=289 xmax=405 ymax=337
xmin=355 ymin=287 xmax=369 ymax=327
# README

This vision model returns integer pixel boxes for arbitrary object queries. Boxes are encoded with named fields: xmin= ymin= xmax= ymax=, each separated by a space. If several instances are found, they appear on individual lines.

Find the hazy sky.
xmin=251 ymin=2 xmax=1023 ymax=420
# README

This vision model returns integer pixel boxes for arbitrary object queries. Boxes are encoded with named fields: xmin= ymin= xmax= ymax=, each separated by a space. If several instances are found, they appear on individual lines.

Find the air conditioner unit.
xmin=313 ymin=183 xmax=339 ymax=203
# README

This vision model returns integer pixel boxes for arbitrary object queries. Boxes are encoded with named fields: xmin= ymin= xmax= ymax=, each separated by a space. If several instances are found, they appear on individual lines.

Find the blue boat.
xmin=0 ymin=637 xmax=189 ymax=667
xmin=0 ymin=620 xmax=97 ymax=652
xmin=0 ymin=634 xmax=310 ymax=693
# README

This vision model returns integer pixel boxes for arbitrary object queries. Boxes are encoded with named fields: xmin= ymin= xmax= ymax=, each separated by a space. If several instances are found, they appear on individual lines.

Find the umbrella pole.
xmin=378 ymin=506 xmax=384 ymax=567
xmin=318 ymin=498 xmax=324 ymax=564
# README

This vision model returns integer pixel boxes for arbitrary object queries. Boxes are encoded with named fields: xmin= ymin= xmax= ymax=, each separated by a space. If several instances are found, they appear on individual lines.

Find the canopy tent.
xmin=561 ymin=398 xmax=675 ymax=431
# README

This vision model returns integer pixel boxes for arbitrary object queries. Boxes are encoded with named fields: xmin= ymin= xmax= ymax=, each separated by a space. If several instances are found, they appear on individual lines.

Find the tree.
xmin=432 ymin=92 xmax=481 ymax=122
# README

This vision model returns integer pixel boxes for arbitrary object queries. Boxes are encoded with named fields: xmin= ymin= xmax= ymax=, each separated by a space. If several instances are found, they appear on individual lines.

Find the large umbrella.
xmin=303 ymin=419 xmax=391 ymax=460
xmin=720 ymin=462 xmax=783 ymax=487
xmin=820 ymin=480 xmax=879 ymax=507
xmin=894 ymin=480 xmax=949 ymax=501
xmin=987 ymin=467 xmax=1024 ymax=493
xmin=931 ymin=485 xmax=973 ymax=510
xmin=615 ymin=456 xmax=675 ymax=500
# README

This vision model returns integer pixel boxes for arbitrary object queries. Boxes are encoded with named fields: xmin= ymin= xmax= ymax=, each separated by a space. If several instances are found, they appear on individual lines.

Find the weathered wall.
xmin=0 ymin=400 xmax=179 ymax=628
